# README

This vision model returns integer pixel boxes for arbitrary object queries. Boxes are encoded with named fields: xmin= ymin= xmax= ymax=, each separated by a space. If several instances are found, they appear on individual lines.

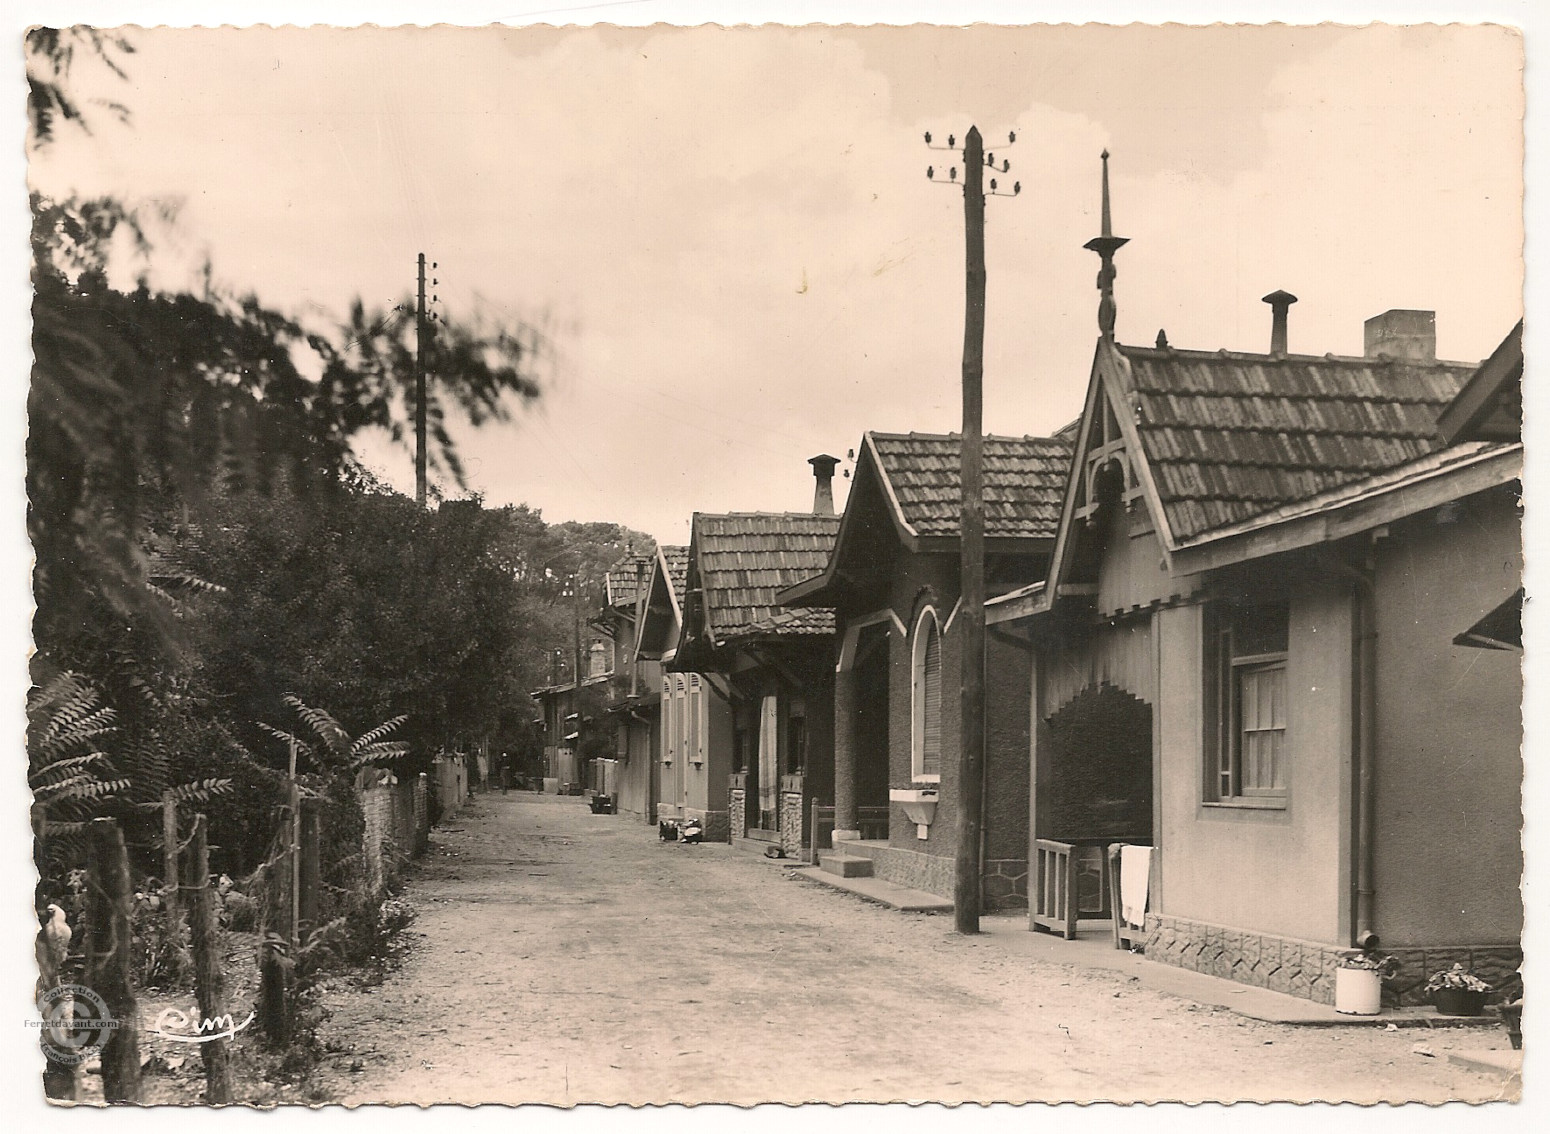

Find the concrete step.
xmin=818 ymin=853 xmax=873 ymax=878
xmin=794 ymin=866 xmax=953 ymax=912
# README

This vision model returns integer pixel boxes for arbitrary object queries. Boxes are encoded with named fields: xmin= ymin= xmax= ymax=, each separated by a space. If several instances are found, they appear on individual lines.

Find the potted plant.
xmin=1425 ymin=963 xmax=1493 ymax=1016
xmin=1335 ymin=950 xmax=1396 ymax=1016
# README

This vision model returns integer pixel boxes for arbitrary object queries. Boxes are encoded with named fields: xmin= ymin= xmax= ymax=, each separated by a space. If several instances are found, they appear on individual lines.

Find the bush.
xmin=130 ymin=882 xmax=192 ymax=990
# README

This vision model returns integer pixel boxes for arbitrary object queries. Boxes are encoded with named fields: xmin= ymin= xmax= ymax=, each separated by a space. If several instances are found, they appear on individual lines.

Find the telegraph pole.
xmin=414 ymin=252 xmax=428 ymax=508
xmin=925 ymin=125 xmax=1019 ymax=935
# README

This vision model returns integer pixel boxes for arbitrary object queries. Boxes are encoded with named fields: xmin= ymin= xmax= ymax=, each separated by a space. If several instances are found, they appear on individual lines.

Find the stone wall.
xmin=1144 ymin=913 xmax=1523 ymax=1006
xmin=780 ymin=790 xmax=805 ymax=857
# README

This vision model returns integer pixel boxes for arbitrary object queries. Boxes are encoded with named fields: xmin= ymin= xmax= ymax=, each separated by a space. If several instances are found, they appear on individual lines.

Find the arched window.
xmin=911 ymin=606 xmax=943 ymax=781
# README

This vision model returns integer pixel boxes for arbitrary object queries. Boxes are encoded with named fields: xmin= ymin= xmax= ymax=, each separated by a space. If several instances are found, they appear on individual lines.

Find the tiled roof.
xmin=661 ymin=545 xmax=689 ymax=605
xmin=693 ymin=513 xmax=840 ymax=640
xmin=1120 ymin=345 xmax=1477 ymax=541
xmin=869 ymin=432 xmax=1074 ymax=540
xmin=605 ymin=555 xmax=654 ymax=609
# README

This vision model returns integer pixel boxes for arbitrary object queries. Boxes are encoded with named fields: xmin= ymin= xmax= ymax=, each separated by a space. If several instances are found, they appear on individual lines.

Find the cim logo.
xmin=153 ymin=1006 xmax=256 ymax=1044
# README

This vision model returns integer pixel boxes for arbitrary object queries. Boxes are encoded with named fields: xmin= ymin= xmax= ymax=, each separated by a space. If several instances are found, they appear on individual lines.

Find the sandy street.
xmin=311 ymin=793 xmax=1514 ymax=1106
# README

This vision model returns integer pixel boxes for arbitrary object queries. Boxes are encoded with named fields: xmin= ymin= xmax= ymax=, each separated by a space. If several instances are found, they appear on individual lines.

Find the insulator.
xmin=950 ymin=167 xmax=957 ymax=180
xmin=1002 ymin=160 xmax=1010 ymax=172
xmin=990 ymin=178 xmax=997 ymax=190
xmin=432 ymin=262 xmax=438 ymax=269
xmin=987 ymin=152 xmax=994 ymax=166
xmin=1008 ymin=130 xmax=1016 ymax=144
xmin=927 ymin=166 xmax=934 ymax=179
xmin=924 ymin=130 xmax=932 ymax=144
xmin=1014 ymin=182 xmax=1021 ymax=195
xmin=948 ymin=134 xmax=955 ymax=148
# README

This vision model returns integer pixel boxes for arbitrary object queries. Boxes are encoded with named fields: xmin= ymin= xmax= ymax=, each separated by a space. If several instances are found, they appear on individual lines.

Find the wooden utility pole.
xmin=86 ymin=818 xmax=141 ymax=1103
xmin=954 ymin=125 xmax=988 ymax=935
xmin=414 ymin=252 xmax=429 ymax=508
xmin=185 ymin=815 xmax=233 ymax=1104
xmin=924 ymin=125 xmax=1019 ymax=935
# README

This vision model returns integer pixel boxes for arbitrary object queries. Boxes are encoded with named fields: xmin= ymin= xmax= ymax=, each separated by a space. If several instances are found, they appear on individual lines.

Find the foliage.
xmin=27 ymin=672 xmax=128 ymax=873
xmin=25 ymin=26 xmax=134 ymax=149
xmin=1337 ymin=950 xmax=1398 ymax=976
xmin=1425 ymin=963 xmax=1493 ymax=994
xmin=129 ymin=880 xmax=193 ymax=991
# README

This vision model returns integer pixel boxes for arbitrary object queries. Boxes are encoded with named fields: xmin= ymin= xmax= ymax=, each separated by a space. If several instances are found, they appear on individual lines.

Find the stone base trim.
xmin=982 ymin=858 xmax=1029 ymax=911
xmin=684 ymin=807 xmax=729 ymax=843
xmin=728 ymin=787 xmax=746 ymax=842
xmin=839 ymin=841 xmax=953 ymax=900
xmin=780 ymin=790 xmax=805 ymax=857
xmin=1144 ymin=914 xmax=1524 ymax=1007
xmin=1144 ymin=915 xmax=1348 ymax=1005
xmin=1384 ymin=944 xmax=1523 ymax=1007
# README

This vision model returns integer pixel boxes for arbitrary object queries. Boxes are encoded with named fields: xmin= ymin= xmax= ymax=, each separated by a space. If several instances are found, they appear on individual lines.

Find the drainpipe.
xmin=1321 ymin=542 xmax=1380 ymax=951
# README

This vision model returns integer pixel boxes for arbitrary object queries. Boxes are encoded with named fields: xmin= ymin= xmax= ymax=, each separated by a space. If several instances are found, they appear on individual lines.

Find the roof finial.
xmin=1083 ymin=149 xmax=1129 ymax=340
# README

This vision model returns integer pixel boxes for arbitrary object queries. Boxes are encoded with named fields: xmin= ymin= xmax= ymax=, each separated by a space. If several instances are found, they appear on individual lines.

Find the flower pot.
xmin=1434 ymin=987 xmax=1488 ymax=1017
xmin=1335 ymin=967 xmax=1383 ymax=1015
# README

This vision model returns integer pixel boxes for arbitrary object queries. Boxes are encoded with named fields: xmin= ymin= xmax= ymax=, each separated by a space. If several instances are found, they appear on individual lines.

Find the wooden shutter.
xmin=922 ymin=623 xmax=942 ymax=776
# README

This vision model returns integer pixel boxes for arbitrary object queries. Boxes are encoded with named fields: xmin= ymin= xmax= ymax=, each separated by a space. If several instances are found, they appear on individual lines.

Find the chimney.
xmin=809 ymin=454 xmax=839 ymax=516
xmin=1261 ymin=290 xmax=1298 ymax=354
xmin=1364 ymin=309 xmax=1436 ymax=361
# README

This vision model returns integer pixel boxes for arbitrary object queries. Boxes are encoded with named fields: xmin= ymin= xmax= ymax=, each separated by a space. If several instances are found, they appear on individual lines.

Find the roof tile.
xmin=1121 ymin=346 xmax=1477 ymax=540
xmin=693 ymin=513 xmax=840 ymax=639
xmin=869 ymin=432 xmax=1073 ymax=539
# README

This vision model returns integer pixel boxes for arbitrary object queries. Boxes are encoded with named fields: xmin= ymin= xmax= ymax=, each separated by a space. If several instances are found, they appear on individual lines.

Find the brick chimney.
xmin=1364 ymin=309 xmax=1436 ymax=361
xmin=808 ymin=454 xmax=839 ymax=516
xmin=1262 ymin=289 xmax=1297 ymax=354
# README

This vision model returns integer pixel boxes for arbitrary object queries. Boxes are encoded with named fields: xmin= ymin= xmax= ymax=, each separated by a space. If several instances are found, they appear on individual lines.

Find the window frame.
xmin=910 ymin=605 xmax=943 ymax=784
xmin=1206 ymin=602 xmax=1290 ymax=808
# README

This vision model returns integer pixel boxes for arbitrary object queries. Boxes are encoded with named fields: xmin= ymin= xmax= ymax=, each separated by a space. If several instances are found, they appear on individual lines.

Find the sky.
xmin=25 ymin=20 xmax=1525 ymax=549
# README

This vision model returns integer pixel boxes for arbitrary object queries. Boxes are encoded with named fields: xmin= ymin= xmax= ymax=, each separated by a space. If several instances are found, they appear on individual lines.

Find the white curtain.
xmin=758 ymin=694 xmax=779 ymax=821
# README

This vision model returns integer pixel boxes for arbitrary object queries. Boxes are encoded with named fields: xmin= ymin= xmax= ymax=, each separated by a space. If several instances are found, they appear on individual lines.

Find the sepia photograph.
xmin=8 ymin=0 xmax=1535 ymax=1113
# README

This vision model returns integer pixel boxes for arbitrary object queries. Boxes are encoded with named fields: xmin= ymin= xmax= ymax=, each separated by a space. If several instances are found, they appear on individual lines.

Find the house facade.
xmin=671 ymin=462 xmax=842 ymax=852
xmin=780 ymin=432 xmax=1071 ymax=907
xmin=593 ymin=552 xmax=661 ymax=820
xmin=989 ymin=305 xmax=1523 ymax=1005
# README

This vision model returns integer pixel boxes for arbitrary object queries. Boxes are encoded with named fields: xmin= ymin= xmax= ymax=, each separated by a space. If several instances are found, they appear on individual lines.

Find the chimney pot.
xmin=1262 ymin=289 xmax=1298 ymax=355
xmin=1364 ymin=309 xmax=1436 ymax=361
xmin=808 ymin=454 xmax=840 ymax=516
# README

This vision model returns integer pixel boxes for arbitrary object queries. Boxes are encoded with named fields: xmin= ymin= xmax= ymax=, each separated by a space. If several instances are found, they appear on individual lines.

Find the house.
xmin=590 ymin=552 xmax=660 ymax=818
xmin=778 ymin=431 xmax=1072 ymax=907
xmin=628 ymin=541 xmax=735 ymax=835
xmin=532 ymin=669 xmax=610 ymax=795
xmin=987 ymin=180 xmax=1522 ymax=1003
xmin=669 ymin=459 xmax=843 ymax=851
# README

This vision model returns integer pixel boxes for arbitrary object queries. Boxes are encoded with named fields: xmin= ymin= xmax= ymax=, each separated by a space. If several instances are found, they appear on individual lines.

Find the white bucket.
xmin=1334 ymin=967 xmax=1383 ymax=1015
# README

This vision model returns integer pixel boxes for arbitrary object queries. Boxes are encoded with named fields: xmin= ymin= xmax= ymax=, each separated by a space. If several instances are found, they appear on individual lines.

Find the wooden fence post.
xmin=86 ymin=817 xmax=141 ymax=1104
xmin=185 ymin=815 xmax=233 ymax=1104
xmin=161 ymin=789 xmax=180 ymax=924
xmin=298 ymin=797 xmax=320 ymax=945
xmin=259 ymin=802 xmax=295 ymax=1047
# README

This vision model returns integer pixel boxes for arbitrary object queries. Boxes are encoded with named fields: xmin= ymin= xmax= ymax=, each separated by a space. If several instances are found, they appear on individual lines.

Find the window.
xmin=787 ymin=712 xmax=807 ymax=775
xmin=911 ymin=606 xmax=943 ymax=781
xmin=1207 ymin=601 xmax=1289 ymax=804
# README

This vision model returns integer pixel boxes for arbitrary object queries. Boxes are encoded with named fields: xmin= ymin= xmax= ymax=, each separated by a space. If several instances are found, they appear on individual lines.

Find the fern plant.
xmin=27 ymin=672 xmax=129 ymax=867
xmin=259 ymin=694 xmax=409 ymax=775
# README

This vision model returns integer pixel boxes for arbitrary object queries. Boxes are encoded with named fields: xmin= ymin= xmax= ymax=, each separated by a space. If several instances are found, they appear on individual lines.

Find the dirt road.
xmin=312 ymin=792 xmax=1514 ymax=1105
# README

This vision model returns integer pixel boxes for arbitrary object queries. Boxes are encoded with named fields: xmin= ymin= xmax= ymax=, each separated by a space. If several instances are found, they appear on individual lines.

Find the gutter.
xmin=1320 ymin=542 xmax=1380 ymax=951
